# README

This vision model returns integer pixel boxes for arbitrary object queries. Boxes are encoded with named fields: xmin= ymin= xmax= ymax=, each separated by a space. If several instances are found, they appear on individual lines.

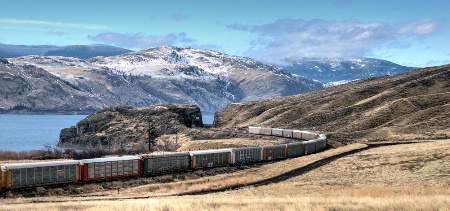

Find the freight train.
xmin=0 ymin=127 xmax=327 ymax=190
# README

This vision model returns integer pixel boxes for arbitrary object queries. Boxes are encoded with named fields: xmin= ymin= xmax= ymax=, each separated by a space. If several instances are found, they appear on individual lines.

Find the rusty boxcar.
xmin=79 ymin=156 xmax=141 ymax=181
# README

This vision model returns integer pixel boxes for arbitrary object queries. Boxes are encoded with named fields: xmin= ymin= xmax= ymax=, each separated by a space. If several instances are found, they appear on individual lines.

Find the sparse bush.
xmin=0 ymin=149 xmax=41 ymax=160
xmin=35 ymin=187 xmax=47 ymax=196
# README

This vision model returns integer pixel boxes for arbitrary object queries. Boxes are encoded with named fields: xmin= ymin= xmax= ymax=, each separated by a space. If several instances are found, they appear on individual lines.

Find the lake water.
xmin=0 ymin=115 xmax=87 ymax=151
xmin=0 ymin=114 xmax=215 ymax=151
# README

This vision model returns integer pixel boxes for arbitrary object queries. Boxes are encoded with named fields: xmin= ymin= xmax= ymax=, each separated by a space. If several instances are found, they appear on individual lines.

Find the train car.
xmin=292 ymin=130 xmax=302 ymax=139
xmin=282 ymin=129 xmax=293 ymax=138
xmin=314 ymin=135 xmax=328 ymax=151
xmin=303 ymin=140 xmax=318 ymax=154
xmin=0 ymin=160 xmax=79 ymax=189
xmin=286 ymin=142 xmax=305 ymax=158
xmin=142 ymin=152 xmax=191 ymax=175
xmin=302 ymin=131 xmax=317 ymax=140
xmin=231 ymin=147 xmax=262 ymax=165
xmin=271 ymin=128 xmax=283 ymax=136
xmin=262 ymin=144 xmax=287 ymax=161
xmin=317 ymin=134 xmax=327 ymax=151
xmin=190 ymin=149 xmax=232 ymax=169
xmin=248 ymin=126 xmax=261 ymax=134
xmin=260 ymin=127 xmax=272 ymax=135
xmin=79 ymin=156 xmax=141 ymax=181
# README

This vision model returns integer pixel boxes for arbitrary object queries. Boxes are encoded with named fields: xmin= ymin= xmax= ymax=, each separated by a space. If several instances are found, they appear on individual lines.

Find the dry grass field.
xmin=2 ymin=139 xmax=449 ymax=210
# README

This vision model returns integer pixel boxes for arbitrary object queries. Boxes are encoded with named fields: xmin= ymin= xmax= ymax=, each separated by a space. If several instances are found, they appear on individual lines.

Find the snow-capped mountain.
xmin=281 ymin=57 xmax=416 ymax=85
xmin=1 ymin=46 xmax=322 ymax=114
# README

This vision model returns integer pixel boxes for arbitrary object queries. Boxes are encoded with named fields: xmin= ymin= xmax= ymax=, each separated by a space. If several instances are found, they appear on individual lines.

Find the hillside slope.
xmin=214 ymin=64 xmax=450 ymax=145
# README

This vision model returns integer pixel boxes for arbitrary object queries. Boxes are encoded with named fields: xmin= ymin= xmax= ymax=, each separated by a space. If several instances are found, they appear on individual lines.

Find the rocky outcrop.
xmin=58 ymin=104 xmax=203 ymax=150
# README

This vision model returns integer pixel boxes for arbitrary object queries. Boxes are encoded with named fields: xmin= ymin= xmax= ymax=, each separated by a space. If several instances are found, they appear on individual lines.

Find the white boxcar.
xmin=292 ymin=130 xmax=302 ymax=139
xmin=248 ymin=126 xmax=261 ymax=134
xmin=282 ymin=129 xmax=293 ymax=138
xmin=272 ymin=128 xmax=283 ymax=136
xmin=301 ymin=131 xmax=316 ymax=140
xmin=260 ymin=127 xmax=272 ymax=135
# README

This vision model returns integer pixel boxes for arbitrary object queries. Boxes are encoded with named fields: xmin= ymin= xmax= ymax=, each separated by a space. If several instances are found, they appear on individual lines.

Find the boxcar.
xmin=190 ymin=149 xmax=232 ymax=169
xmin=315 ymin=135 xmax=327 ymax=151
xmin=262 ymin=144 xmax=287 ymax=161
xmin=316 ymin=137 xmax=328 ymax=151
xmin=282 ymin=129 xmax=293 ymax=138
xmin=260 ymin=127 xmax=272 ymax=135
xmin=302 ymin=131 xmax=317 ymax=140
xmin=1 ymin=160 xmax=79 ymax=189
xmin=79 ymin=156 xmax=141 ymax=181
xmin=248 ymin=126 xmax=261 ymax=134
xmin=142 ymin=152 xmax=190 ymax=175
xmin=231 ymin=147 xmax=262 ymax=165
xmin=304 ymin=140 xmax=317 ymax=154
xmin=271 ymin=128 xmax=283 ymax=136
xmin=286 ymin=142 xmax=305 ymax=158
xmin=292 ymin=130 xmax=302 ymax=139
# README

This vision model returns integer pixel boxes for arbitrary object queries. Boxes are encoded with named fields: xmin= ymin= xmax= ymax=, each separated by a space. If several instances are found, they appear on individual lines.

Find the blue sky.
xmin=0 ymin=0 xmax=449 ymax=67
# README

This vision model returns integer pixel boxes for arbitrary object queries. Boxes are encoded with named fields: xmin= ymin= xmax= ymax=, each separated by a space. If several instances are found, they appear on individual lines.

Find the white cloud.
xmin=228 ymin=18 xmax=439 ymax=64
xmin=398 ymin=19 xmax=437 ymax=35
xmin=89 ymin=32 xmax=194 ymax=49
xmin=0 ymin=18 xmax=108 ymax=30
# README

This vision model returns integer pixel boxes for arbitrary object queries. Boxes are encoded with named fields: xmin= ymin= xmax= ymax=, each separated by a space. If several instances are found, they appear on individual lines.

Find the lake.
xmin=0 ymin=114 xmax=214 ymax=151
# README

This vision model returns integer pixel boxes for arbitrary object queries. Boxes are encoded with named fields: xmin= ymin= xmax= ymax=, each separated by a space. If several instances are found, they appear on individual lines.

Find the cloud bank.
xmin=0 ymin=18 xmax=108 ymax=30
xmin=228 ymin=18 xmax=438 ymax=64
xmin=89 ymin=32 xmax=194 ymax=49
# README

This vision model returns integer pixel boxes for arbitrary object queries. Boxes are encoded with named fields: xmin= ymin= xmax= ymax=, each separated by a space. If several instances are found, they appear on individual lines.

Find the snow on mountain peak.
xmin=88 ymin=46 xmax=289 ymax=79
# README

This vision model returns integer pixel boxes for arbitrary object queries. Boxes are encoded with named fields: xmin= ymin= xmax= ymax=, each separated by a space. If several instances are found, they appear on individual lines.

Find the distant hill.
xmin=0 ymin=43 xmax=132 ymax=59
xmin=214 ymin=64 xmax=450 ymax=145
xmin=281 ymin=57 xmax=416 ymax=85
xmin=0 ymin=46 xmax=322 ymax=114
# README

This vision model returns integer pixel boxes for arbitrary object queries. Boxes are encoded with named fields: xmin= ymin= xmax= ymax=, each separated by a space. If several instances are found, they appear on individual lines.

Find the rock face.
xmin=59 ymin=104 xmax=203 ymax=150
xmin=214 ymin=64 xmax=450 ymax=146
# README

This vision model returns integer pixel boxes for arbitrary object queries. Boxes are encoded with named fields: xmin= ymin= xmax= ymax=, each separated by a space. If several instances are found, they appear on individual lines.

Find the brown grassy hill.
xmin=214 ymin=64 xmax=450 ymax=146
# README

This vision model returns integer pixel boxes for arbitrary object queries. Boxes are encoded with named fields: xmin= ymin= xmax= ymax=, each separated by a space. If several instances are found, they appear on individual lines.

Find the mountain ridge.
xmin=280 ymin=57 xmax=416 ymax=85
xmin=0 ymin=43 xmax=132 ymax=59
xmin=0 ymin=46 xmax=321 ymax=114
